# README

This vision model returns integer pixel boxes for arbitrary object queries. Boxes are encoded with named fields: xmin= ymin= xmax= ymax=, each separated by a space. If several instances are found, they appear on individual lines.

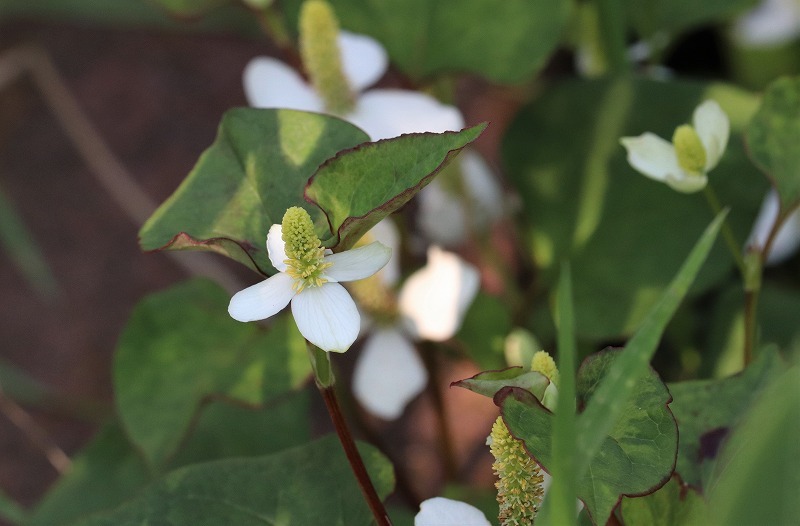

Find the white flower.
xmin=228 ymin=209 xmax=391 ymax=353
xmin=415 ymin=497 xmax=491 ymax=526
xmin=747 ymin=190 xmax=800 ymax=265
xmin=351 ymin=221 xmax=480 ymax=419
xmin=244 ymin=31 xmax=463 ymax=141
xmin=733 ymin=0 xmax=800 ymax=47
xmin=620 ymin=100 xmax=730 ymax=193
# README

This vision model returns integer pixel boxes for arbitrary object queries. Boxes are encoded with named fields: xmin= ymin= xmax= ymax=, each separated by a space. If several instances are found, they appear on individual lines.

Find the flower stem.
xmin=307 ymin=343 xmax=392 ymax=526
xmin=703 ymin=186 xmax=746 ymax=276
xmin=420 ymin=341 xmax=458 ymax=481
xmin=595 ymin=0 xmax=629 ymax=74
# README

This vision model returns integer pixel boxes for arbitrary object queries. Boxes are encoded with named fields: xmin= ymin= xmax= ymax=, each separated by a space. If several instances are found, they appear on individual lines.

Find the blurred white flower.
xmin=620 ymin=100 xmax=729 ymax=193
xmin=747 ymin=190 xmax=800 ymax=264
xmin=733 ymin=0 xmax=800 ymax=47
xmin=228 ymin=208 xmax=390 ymax=353
xmin=351 ymin=221 xmax=480 ymax=419
xmin=415 ymin=497 xmax=491 ymax=526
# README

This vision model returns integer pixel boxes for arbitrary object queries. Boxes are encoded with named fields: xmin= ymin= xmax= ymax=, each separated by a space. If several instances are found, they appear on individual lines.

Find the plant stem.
xmin=703 ymin=186 xmax=746 ymax=276
xmin=319 ymin=385 xmax=393 ymax=526
xmin=307 ymin=344 xmax=392 ymax=526
xmin=420 ymin=342 xmax=458 ymax=481
xmin=595 ymin=0 xmax=630 ymax=75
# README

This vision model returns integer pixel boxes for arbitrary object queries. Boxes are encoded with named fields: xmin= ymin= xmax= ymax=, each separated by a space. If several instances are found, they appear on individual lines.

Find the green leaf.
xmin=625 ymin=0 xmax=757 ymax=38
xmin=26 ymin=423 xmax=150 ymax=526
xmin=282 ymin=0 xmax=570 ymax=83
xmin=499 ymin=349 xmax=678 ymax=525
xmin=538 ymin=266 xmax=579 ymax=526
xmin=113 ymin=278 xmax=310 ymax=469
xmin=703 ymin=365 xmax=800 ymax=525
xmin=457 ymin=293 xmax=513 ymax=370
xmin=69 ymin=435 xmax=395 ymax=526
xmin=667 ymin=347 xmax=784 ymax=489
xmin=574 ymin=212 xmax=724 ymax=478
xmin=305 ymin=124 xmax=486 ymax=251
xmin=139 ymin=108 xmax=370 ymax=274
xmin=452 ymin=367 xmax=550 ymax=401
xmin=0 ymin=488 xmax=26 ymax=524
xmin=620 ymin=477 xmax=708 ymax=526
xmin=29 ymin=392 xmax=310 ymax=525
xmin=150 ymin=0 xmax=225 ymax=16
xmin=746 ymin=76 xmax=800 ymax=209
xmin=503 ymin=78 xmax=765 ymax=339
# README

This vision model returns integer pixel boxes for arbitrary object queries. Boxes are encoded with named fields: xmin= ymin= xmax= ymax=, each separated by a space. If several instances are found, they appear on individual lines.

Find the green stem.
xmin=595 ymin=0 xmax=630 ymax=74
xmin=253 ymin=5 xmax=291 ymax=49
xmin=703 ymin=186 xmax=746 ymax=276
xmin=307 ymin=344 xmax=392 ymax=525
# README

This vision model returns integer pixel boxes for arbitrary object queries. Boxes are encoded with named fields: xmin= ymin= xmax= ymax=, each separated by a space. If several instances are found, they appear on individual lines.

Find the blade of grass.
xmin=574 ymin=211 xmax=726 ymax=476
xmin=537 ymin=264 xmax=579 ymax=526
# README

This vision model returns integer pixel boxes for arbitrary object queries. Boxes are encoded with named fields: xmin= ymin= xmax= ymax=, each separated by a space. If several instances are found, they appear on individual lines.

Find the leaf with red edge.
xmin=497 ymin=349 xmax=678 ymax=525
xmin=305 ymin=124 xmax=486 ymax=251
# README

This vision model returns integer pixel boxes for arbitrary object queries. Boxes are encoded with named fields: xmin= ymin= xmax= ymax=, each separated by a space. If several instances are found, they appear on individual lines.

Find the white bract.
xmin=351 ymin=221 xmax=480 ymax=419
xmin=620 ymin=100 xmax=730 ymax=193
xmin=747 ymin=190 xmax=800 ymax=265
xmin=733 ymin=0 xmax=800 ymax=47
xmin=414 ymin=497 xmax=491 ymax=526
xmin=243 ymin=29 xmax=503 ymax=246
xmin=228 ymin=208 xmax=391 ymax=353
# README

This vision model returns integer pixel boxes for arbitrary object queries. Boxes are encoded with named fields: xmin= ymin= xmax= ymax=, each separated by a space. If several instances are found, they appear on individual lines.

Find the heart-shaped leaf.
xmin=282 ymin=0 xmax=570 ymax=83
xmin=620 ymin=476 xmax=708 ymax=526
xmin=746 ymin=76 xmax=800 ymax=210
xmin=499 ymin=349 xmax=678 ymax=525
xmin=113 ymin=278 xmax=310 ymax=469
xmin=306 ymin=124 xmax=486 ymax=250
xmin=69 ymin=435 xmax=395 ymax=526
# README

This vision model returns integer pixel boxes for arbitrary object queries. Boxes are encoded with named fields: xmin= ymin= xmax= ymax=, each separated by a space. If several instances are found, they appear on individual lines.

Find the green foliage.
xmin=625 ymin=0 xmax=757 ymax=38
xmin=113 ymin=278 xmax=310 ymax=469
xmin=702 ymin=365 xmax=800 ymax=525
xmin=499 ymin=349 xmax=678 ymax=525
xmin=452 ymin=367 xmax=549 ymax=401
xmin=306 ymin=124 xmax=486 ymax=251
xmin=281 ymin=0 xmax=571 ymax=83
xmin=139 ymin=109 xmax=369 ymax=274
xmin=140 ymin=109 xmax=483 ymax=272
xmin=668 ymin=348 xmax=784 ymax=489
xmin=746 ymin=76 xmax=800 ymax=209
xmin=503 ymin=78 xmax=765 ymax=339
xmin=620 ymin=477 xmax=708 ymax=526
xmin=68 ymin=435 xmax=394 ymax=526
xmin=457 ymin=293 xmax=513 ymax=370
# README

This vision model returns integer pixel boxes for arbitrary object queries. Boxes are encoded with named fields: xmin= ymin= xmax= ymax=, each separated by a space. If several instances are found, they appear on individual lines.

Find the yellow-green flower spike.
xmin=672 ymin=124 xmax=707 ymax=175
xmin=281 ymin=207 xmax=331 ymax=291
xmin=531 ymin=350 xmax=559 ymax=388
xmin=489 ymin=416 xmax=545 ymax=526
xmin=299 ymin=0 xmax=355 ymax=115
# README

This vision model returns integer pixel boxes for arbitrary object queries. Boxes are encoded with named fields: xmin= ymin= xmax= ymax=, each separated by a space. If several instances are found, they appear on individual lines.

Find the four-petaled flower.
xmin=620 ymin=100 xmax=729 ymax=193
xmin=228 ymin=207 xmax=390 ymax=353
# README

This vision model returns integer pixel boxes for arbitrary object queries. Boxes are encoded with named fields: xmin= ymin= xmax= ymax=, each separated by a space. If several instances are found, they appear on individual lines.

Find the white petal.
xmin=748 ymin=190 xmax=800 ymax=265
xmin=347 ymin=89 xmax=465 ymax=141
xmin=291 ymin=283 xmax=360 ymax=352
xmin=242 ymin=57 xmax=324 ymax=112
xmin=399 ymin=246 xmax=480 ymax=341
xmin=693 ymin=100 xmax=729 ymax=171
xmin=267 ymin=223 xmax=288 ymax=272
xmin=416 ymin=181 xmax=468 ymax=247
xmin=360 ymin=219 xmax=401 ymax=286
xmin=415 ymin=497 xmax=491 ymax=526
xmin=228 ymin=272 xmax=296 ymax=322
xmin=620 ymin=133 xmax=681 ymax=182
xmin=352 ymin=328 xmax=428 ymax=420
xmin=323 ymin=241 xmax=392 ymax=282
xmin=460 ymin=150 xmax=504 ymax=221
xmin=665 ymin=171 xmax=708 ymax=194
xmin=338 ymin=31 xmax=388 ymax=92
xmin=733 ymin=0 xmax=800 ymax=47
